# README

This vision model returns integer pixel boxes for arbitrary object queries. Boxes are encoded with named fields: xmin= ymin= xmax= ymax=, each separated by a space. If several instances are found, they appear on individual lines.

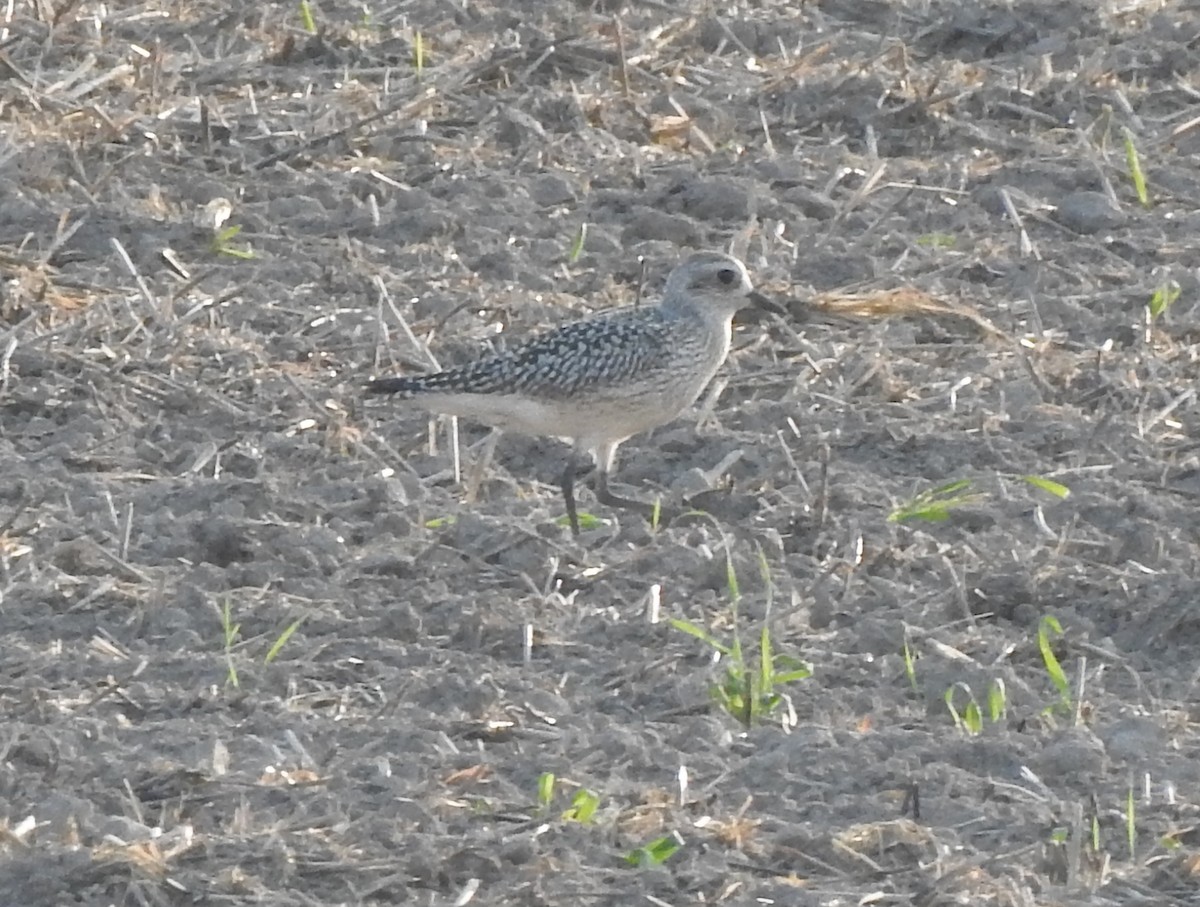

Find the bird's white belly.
xmin=416 ymin=371 xmax=710 ymax=442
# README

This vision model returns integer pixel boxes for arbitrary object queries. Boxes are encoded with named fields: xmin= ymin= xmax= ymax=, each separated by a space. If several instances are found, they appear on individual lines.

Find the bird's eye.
xmin=716 ymin=268 xmax=736 ymax=285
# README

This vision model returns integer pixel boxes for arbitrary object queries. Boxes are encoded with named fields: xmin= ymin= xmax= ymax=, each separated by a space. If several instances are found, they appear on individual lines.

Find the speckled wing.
xmin=369 ymin=308 xmax=676 ymax=400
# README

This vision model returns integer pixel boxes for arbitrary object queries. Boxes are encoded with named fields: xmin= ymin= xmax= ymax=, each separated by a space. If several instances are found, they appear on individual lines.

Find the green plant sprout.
xmin=888 ymin=479 xmax=981 ymax=523
xmin=568 ymin=223 xmax=588 ymax=264
xmin=554 ymin=511 xmax=602 ymax=531
xmin=264 ymin=617 xmax=305 ymax=665
xmin=413 ymin=31 xmax=425 ymax=75
xmin=1148 ymin=280 xmax=1181 ymax=320
xmin=625 ymin=834 xmax=682 ymax=867
xmin=536 ymin=772 xmax=555 ymax=811
xmin=1121 ymin=127 xmax=1149 ymax=207
xmin=1038 ymin=616 xmax=1072 ymax=713
xmin=944 ymin=680 xmax=1007 ymax=734
xmin=219 ymin=596 xmax=240 ymax=688
xmin=723 ymin=547 xmax=740 ymax=601
xmin=987 ymin=678 xmax=1007 ymax=723
xmin=561 ymin=789 xmax=600 ymax=824
xmin=1022 ymin=475 xmax=1071 ymax=499
xmin=211 ymin=225 xmax=256 ymax=259
xmin=902 ymin=636 xmax=919 ymax=693
xmin=916 ymin=233 xmax=956 ymax=248
xmin=298 ymin=0 xmax=317 ymax=33
xmin=944 ymin=683 xmax=983 ymax=735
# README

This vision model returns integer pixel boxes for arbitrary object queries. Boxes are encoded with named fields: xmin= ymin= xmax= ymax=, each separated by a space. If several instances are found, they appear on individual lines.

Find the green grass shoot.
xmin=650 ymin=496 xmax=661 ymax=532
xmin=561 ymin=788 xmax=600 ymax=824
xmin=299 ymin=0 xmax=316 ymax=34
xmin=219 ymin=596 xmax=240 ymax=688
xmin=536 ymin=772 xmax=555 ymax=811
xmin=211 ymin=225 xmax=256 ymax=259
xmin=1148 ymin=279 xmax=1181 ymax=320
xmin=424 ymin=515 xmax=457 ymax=529
xmin=1022 ymin=475 xmax=1071 ymax=499
xmin=888 ymin=479 xmax=981 ymax=523
xmin=670 ymin=531 xmax=810 ymax=726
xmin=987 ymin=678 xmax=1007 ymax=723
xmin=725 ymin=549 xmax=740 ymax=602
xmin=264 ymin=617 xmax=305 ymax=665
xmin=625 ymin=834 xmax=682 ymax=868
xmin=1121 ymin=126 xmax=1149 ymax=207
xmin=1038 ymin=615 xmax=1071 ymax=712
xmin=916 ymin=233 xmax=955 ymax=248
xmin=555 ymin=512 xmax=603 ymax=531
xmin=944 ymin=683 xmax=982 ymax=735
xmin=902 ymin=636 xmax=918 ymax=693
xmin=756 ymin=542 xmax=772 ymax=605
xmin=413 ymin=31 xmax=425 ymax=75
xmin=568 ymin=223 xmax=588 ymax=264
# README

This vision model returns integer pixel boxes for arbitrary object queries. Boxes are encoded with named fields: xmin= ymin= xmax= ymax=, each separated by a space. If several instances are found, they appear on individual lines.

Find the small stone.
xmin=1054 ymin=191 xmax=1127 ymax=234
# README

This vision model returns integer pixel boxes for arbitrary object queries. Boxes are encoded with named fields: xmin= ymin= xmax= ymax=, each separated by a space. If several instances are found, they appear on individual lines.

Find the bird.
xmin=367 ymin=250 xmax=783 ymax=535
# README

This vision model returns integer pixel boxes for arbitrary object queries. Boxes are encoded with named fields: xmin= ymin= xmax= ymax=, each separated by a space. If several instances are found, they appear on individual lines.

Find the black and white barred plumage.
xmin=369 ymin=304 xmax=687 ymax=400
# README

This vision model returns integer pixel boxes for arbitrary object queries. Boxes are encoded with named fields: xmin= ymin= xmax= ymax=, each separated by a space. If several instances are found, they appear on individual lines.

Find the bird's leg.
xmin=560 ymin=453 xmax=594 ymax=536
xmin=591 ymin=441 xmax=679 ymax=528
xmin=589 ymin=440 xmax=656 ymax=522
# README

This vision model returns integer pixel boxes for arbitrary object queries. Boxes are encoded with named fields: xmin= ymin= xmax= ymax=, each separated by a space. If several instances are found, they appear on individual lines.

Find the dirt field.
xmin=4 ymin=0 xmax=1200 ymax=903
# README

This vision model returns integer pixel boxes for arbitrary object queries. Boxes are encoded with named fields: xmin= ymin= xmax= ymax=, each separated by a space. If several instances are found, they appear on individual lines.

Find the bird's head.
xmin=662 ymin=251 xmax=784 ymax=320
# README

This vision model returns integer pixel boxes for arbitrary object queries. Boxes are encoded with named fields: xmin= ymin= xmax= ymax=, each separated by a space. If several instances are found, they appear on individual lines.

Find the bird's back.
xmin=373 ymin=304 xmax=711 ymax=400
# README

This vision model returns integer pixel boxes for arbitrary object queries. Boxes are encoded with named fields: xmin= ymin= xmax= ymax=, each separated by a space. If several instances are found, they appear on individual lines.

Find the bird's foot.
xmin=594 ymin=480 xmax=681 ymax=530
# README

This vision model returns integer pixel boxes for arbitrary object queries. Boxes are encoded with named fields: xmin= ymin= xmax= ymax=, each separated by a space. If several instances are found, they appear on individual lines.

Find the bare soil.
xmin=3 ymin=0 xmax=1200 ymax=904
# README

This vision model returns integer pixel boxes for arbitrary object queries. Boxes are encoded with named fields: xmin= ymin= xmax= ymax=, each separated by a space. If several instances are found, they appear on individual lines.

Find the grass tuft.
xmin=671 ymin=546 xmax=811 ymax=728
xmin=888 ymin=479 xmax=981 ymax=523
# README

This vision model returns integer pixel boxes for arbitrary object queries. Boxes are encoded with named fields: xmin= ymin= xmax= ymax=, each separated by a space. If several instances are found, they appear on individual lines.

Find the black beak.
xmin=746 ymin=290 xmax=787 ymax=317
